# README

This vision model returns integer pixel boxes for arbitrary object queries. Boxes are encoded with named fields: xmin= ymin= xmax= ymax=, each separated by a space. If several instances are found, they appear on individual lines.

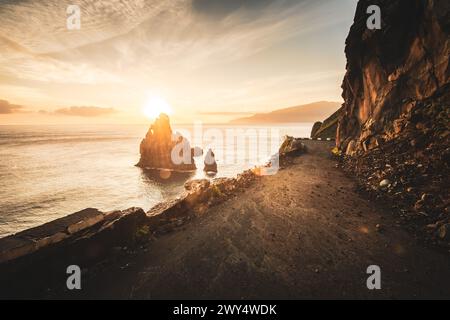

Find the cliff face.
xmin=337 ymin=0 xmax=449 ymax=154
xmin=338 ymin=0 xmax=450 ymax=245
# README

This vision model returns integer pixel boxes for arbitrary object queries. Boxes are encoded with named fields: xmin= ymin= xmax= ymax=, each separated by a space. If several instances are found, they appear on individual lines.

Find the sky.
xmin=0 ymin=0 xmax=358 ymax=124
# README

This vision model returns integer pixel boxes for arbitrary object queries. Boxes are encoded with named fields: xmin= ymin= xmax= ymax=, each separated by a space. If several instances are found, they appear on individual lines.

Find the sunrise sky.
xmin=0 ymin=0 xmax=357 ymax=124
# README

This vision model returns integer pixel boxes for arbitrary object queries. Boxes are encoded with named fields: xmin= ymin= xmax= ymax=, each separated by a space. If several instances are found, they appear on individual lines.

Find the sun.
xmin=142 ymin=96 xmax=173 ymax=119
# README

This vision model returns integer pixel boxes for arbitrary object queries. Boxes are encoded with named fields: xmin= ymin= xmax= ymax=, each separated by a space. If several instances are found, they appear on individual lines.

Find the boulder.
xmin=279 ymin=136 xmax=306 ymax=156
xmin=437 ymin=224 xmax=450 ymax=241
xmin=379 ymin=179 xmax=391 ymax=189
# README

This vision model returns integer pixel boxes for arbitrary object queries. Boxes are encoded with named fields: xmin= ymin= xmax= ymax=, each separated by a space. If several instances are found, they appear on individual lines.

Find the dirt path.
xmin=67 ymin=141 xmax=450 ymax=299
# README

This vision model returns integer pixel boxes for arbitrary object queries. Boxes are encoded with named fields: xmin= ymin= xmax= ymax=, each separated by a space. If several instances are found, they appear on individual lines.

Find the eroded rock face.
xmin=337 ymin=0 xmax=449 ymax=153
xmin=337 ymin=0 xmax=450 ymax=246
xmin=137 ymin=113 xmax=196 ymax=171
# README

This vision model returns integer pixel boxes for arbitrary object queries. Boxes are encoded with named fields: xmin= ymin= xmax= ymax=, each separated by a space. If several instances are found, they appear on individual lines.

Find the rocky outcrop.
xmin=0 ymin=206 xmax=149 ymax=297
xmin=279 ymin=136 xmax=306 ymax=157
xmin=310 ymin=122 xmax=322 ymax=138
xmin=278 ymin=136 xmax=307 ymax=168
xmin=137 ymin=113 xmax=196 ymax=171
xmin=145 ymin=170 xmax=259 ymax=233
xmin=337 ymin=0 xmax=449 ymax=153
xmin=311 ymin=106 xmax=344 ymax=139
xmin=337 ymin=0 xmax=450 ymax=247
xmin=0 ymin=207 xmax=148 ymax=265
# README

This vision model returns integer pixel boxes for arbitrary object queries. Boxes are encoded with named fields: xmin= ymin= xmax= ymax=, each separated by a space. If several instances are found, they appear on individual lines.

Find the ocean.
xmin=0 ymin=123 xmax=313 ymax=238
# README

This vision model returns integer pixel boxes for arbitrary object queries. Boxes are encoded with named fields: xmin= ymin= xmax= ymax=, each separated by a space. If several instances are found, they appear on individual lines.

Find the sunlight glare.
xmin=142 ymin=96 xmax=173 ymax=119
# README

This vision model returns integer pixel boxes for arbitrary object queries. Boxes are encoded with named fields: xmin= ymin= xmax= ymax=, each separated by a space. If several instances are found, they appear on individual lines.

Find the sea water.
xmin=0 ymin=123 xmax=312 ymax=238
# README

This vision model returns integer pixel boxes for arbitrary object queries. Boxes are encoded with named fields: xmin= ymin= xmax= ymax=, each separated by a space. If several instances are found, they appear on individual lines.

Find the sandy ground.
xmin=60 ymin=140 xmax=450 ymax=299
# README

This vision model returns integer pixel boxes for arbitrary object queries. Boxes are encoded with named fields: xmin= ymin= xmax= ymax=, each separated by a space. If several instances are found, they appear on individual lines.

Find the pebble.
xmin=379 ymin=179 xmax=391 ymax=188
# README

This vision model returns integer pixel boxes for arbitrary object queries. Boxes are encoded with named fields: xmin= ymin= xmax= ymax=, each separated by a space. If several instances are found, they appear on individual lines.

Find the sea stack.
xmin=137 ymin=113 xmax=196 ymax=171
xmin=203 ymin=149 xmax=218 ymax=173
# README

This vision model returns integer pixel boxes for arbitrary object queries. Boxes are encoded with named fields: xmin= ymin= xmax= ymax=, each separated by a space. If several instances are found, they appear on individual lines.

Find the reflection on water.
xmin=140 ymin=168 xmax=194 ymax=197
xmin=0 ymin=123 xmax=312 ymax=238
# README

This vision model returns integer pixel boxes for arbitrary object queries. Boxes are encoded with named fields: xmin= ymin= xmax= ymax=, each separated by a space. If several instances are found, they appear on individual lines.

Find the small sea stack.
xmin=203 ymin=149 xmax=218 ymax=174
xmin=137 ymin=113 xmax=196 ymax=171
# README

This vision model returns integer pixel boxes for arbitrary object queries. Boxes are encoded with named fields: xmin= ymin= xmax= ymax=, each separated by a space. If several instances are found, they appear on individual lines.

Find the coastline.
xmin=0 ymin=163 xmax=265 ymax=298
xmin=0 ymin=135 xmax=311 ymax=298
xmin=2 ymin=139 xmax=449 ymax=299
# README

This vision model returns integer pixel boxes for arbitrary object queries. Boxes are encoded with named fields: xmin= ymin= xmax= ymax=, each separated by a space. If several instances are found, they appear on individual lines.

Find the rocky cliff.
xmin=311 ymin=107 xmax=344 ymax=139
xmin=137 ymin=114 xmax=196 ymax=171
xmin=337 ymin=0 xmax=449 ymax=153
xmin=338 ymin=0 xmax=450 ymax=246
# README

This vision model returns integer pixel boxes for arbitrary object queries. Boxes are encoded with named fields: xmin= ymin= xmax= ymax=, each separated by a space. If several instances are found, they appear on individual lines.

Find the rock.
xmin=379 ymin=179 xmax=391 ymax=189
xmin=337 ymin=0 xmax=450 ymax=249
xmin=0 ymin=207 xmax=147 ymax=264
xmin=236 ymin=170 xmax=257 ymax=187
xmin=421 ymin=193 xmax=433 ymax=204
xmin=310 ymin=122 xmax=323 ymax=138
xmin=311 ymin=107 xmax=344 ymax=139
xmin=414 ymin=200 xmax=425 ymax=211
xmin=0 ymin=237 xmax=36 ymax=265
xmin=345 ymin=140 xmax=356 ymax=156
xmin=98 ymin=207 xmax=148 ymax=245
xmin=393 ymin=119 xmax=405 ymax=134
xmin=184 ymin=179 xmax=210 ymax=192
xmin=203 ymin=149 xmax=218 ymax=173
xmin=438 ymin=224 xmax=450 ymax=241
xmin=137 ymin=113 xmax=196 ymax=171
xmin=212 ymin=177 xmax=237 ymax=195
xmin=279 ymin=136 xmax=306 ymax=156
xmin=184 ymin=179 xmax=211 ymax=207
xmin=337 ymin=0 xmax=450 ymax=153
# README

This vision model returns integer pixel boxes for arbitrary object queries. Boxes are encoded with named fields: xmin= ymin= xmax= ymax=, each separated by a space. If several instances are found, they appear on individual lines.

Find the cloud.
xmin=0 ymin=0 xmax=351 ymax=81
xmin=192 ymin=0 xmax=277 ymax=18
xmin=0 ymin=99 xmax=23 ymax=114
xmin=54 ymin=106 xmax=116 ymax=117
xmin=0 ymin=0 xmax=171 ymax=54
xmin=0 ymin=0 xmax=357 ymax=117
